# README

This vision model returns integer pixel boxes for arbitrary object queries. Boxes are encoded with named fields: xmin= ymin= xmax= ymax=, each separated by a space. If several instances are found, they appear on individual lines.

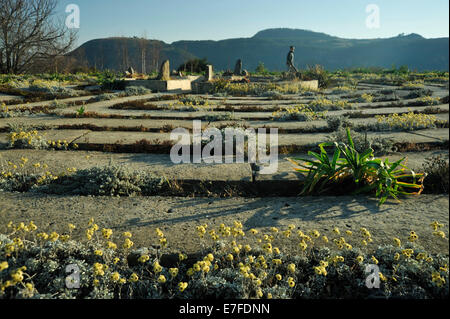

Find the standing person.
xmin=286 ymin=46 xmax=298 ymax=73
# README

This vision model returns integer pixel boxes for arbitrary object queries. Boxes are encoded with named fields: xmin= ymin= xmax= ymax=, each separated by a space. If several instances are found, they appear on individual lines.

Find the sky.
xmin=56 ymin=0 xmax=449 ymax=46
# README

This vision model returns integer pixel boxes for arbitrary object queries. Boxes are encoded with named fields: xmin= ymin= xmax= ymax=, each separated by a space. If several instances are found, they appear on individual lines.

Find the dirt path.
xmin=1 ymin=192 xmax=448 ymax=255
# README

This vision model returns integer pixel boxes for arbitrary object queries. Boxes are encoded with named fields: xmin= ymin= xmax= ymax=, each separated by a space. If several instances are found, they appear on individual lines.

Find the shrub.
xmin=97 ymin=70 xmax=126 ymax=90
xmin=328 ymin=128 xmax=395 ymax=155
xmin=255 ymin=62 xmax=269 ymax=75
xmin=124 ymin=86 xmax=152 ymax=96
xmin=405 ymin=89 xmax=433 ymax=99
xmin=374 ymin=112 xmax=444 ymax=131
xmin=422 ymin=155 xmax=449 ymax=194
xmin=272 ymin=105 xmax=327 ymax=122
xmin=326 ymin=116 xmax=352 ymax=132
xmin=177 ymin=58 xmax=210 ymax=74
xmin=92 ymin=93 xmax=121 ymax=102
xmin=6 ymin=129 xmax=76 ymax=151
xmin=308 ymin=98 xmax=354 ymax=111
xmin=301 ymin=65 xmax=330 ymax=88
xmin=38 ymin=165 xmax=164 ymax=196
xmin=0 ymin=220 xmax=447 ymax=299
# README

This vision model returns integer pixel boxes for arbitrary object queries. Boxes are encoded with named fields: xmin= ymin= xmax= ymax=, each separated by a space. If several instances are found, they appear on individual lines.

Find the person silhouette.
xmin=287 ymin=46 xmax=298 ymax=73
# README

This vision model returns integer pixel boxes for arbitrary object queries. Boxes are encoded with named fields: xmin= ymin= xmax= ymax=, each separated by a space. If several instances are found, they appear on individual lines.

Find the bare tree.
xmin=0 ymin=0 xmax=77 ymax=73
xmin=138 ymin=31 xmax=148 ymax=74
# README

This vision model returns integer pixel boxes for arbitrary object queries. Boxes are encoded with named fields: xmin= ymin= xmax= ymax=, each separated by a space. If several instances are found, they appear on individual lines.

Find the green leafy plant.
xmin=289 ymin=128 xmax=425 ymax=205
xmin=76 ymin=105 xmax=85 ymax=116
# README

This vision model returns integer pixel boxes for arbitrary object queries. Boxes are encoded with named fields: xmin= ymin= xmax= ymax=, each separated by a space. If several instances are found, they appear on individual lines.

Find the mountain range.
xmin=68 ymin=28 xmax=449 ymax=72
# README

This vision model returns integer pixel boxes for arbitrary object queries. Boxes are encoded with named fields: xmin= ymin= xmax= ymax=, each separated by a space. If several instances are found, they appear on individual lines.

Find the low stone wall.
xmin=125 ymin=77 xmax=202 ymax=93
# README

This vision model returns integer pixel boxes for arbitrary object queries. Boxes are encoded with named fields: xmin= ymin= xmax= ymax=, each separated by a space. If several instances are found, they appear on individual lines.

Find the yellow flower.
xmin=256 ymin=288 xmax=263 ymax=298
xmin=226 ymin=254 xmax=234 ymax=261
xmin=314 ymin=266 xmax=327 ymax=276
xmin=113 ymin=257 xmax=120 ymax=264
xmin=408 ymin=231 xmax=418 ymax=242
xmin=299 ymin=240 xmax=308 ymax=251
xmin=250 ymin=229 xmax=258 ymax=235
xmin=102 ymin=228 xmax=113 ymax=239
xmin=430 ymin=221 xmax=443 ymax=231
xmin=179 ymin=253 xmax=187 ymax=261
xmin=158 ymin=275 xmax=166 ymax=284
xmin=270 ymin=227 xmax=279 ymax=233
xmin=106 ymin=241 xmax=117 ymax=249
xmin=379 ymin=272 xmax=387 ymax=282
xmin=93 ymin=279 xmax=100 ymax=287
xmin=123 ymin=231 xmax=132 ymax=238
xmin=287 ymin=263 xmax=296 ymax=273
xmin=138 ymin=255 xmax=150 ymax=263
xmin=123 ymin=238 xmax=134 ymax=249
xmin=275 ymin=274 xmax=282 ymax=281
xmin=272 ymin=259 xmax=282 ymax=266
xmin=333 ymin=227 xmax=340 ymax=235
xmin=371 ymin=256 xmax=379 ymax=265
xmin=93 ymin=263 xmax=105 ymax=276
xmin=345 ymin=230 xmax=352 ymax=236
xmin=129 ymin=273 xmax=139 ymax=283
xmin=310 ymin=230 xmax=320 ymax=238
xmin=153 ymin=262 xmax=163 ymax=273
xmin=68 ymin=223 xmax=76 ymax=231
xmin=433 ymin=231 xmax=446 ymax=239
xmin=322 ymin=236 xmax=329 ymax=243
xmin=169 ymin=268 xmax=179 ymax=277
xmin=288 ymin=277 xmax=295 ymax=287
xmin=178 ymin=282 xmax=188 ymax=292
xmin=0 ymin=261 xmax=8 ymax=272
xmin=110 ymin=272 xmax=120 ymax=282
xmin=49 ymin=232 xmax=59 ymax=242
xmin=393 ymin=238 xmax=401 ymax=247
xmin=356 ymin=256 xmax=364 ymax=263
xmin=94 ymin=250 xmax=103 ymax=256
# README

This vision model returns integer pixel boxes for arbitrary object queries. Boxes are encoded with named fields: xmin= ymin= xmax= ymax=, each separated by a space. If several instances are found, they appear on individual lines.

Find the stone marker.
xmin=158 ymin=60 xmax=171 ymax=81
xmin=234 ymin=59 xmax=242 ymax=75
xmin=205 ymin=65 xmax=214 ymax=81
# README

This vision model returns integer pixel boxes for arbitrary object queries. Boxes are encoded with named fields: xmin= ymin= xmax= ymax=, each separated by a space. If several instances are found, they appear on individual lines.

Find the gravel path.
xmin=1 ymin=192 xmax=448 ymax=254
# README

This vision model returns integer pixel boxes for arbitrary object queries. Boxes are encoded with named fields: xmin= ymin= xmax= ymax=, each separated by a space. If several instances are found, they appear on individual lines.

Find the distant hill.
xmin=68 ymin=29 xmax=449 ymax=72
xmin=172 ymin=28 xmax=449 ymax=71
xmin=68 ymin=37 xmax=195 ymax=73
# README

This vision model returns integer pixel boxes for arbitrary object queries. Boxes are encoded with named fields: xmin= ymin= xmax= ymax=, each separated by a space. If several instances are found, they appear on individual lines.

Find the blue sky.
xmin=57 ymin=0 xmax=449 ymax=46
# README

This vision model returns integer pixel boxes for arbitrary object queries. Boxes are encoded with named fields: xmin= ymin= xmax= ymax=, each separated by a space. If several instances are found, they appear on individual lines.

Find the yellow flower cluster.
xmin=156 ymin=228 xmax=167 ymax=248
xmin=272 ymin=104 xmax=328 ymax=121
xmin=432 ymin=272 xmax=446 ymax=287
xmin=376 ymin=112 xmax=441 ymax=130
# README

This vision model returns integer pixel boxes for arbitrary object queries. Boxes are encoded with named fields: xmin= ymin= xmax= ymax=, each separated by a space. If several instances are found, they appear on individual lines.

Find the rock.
xmin=158 ymin=60 xmax=171 ymax=81
xmin=233 ymin=59 xmax=242 ymax=75
xmin=127 ymin=66 xmax=135 ymax=75
xmin=205 ymin=65 xmax=214 ymax=81
xmin=167 ymin=208 xmax=174 ymax=214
